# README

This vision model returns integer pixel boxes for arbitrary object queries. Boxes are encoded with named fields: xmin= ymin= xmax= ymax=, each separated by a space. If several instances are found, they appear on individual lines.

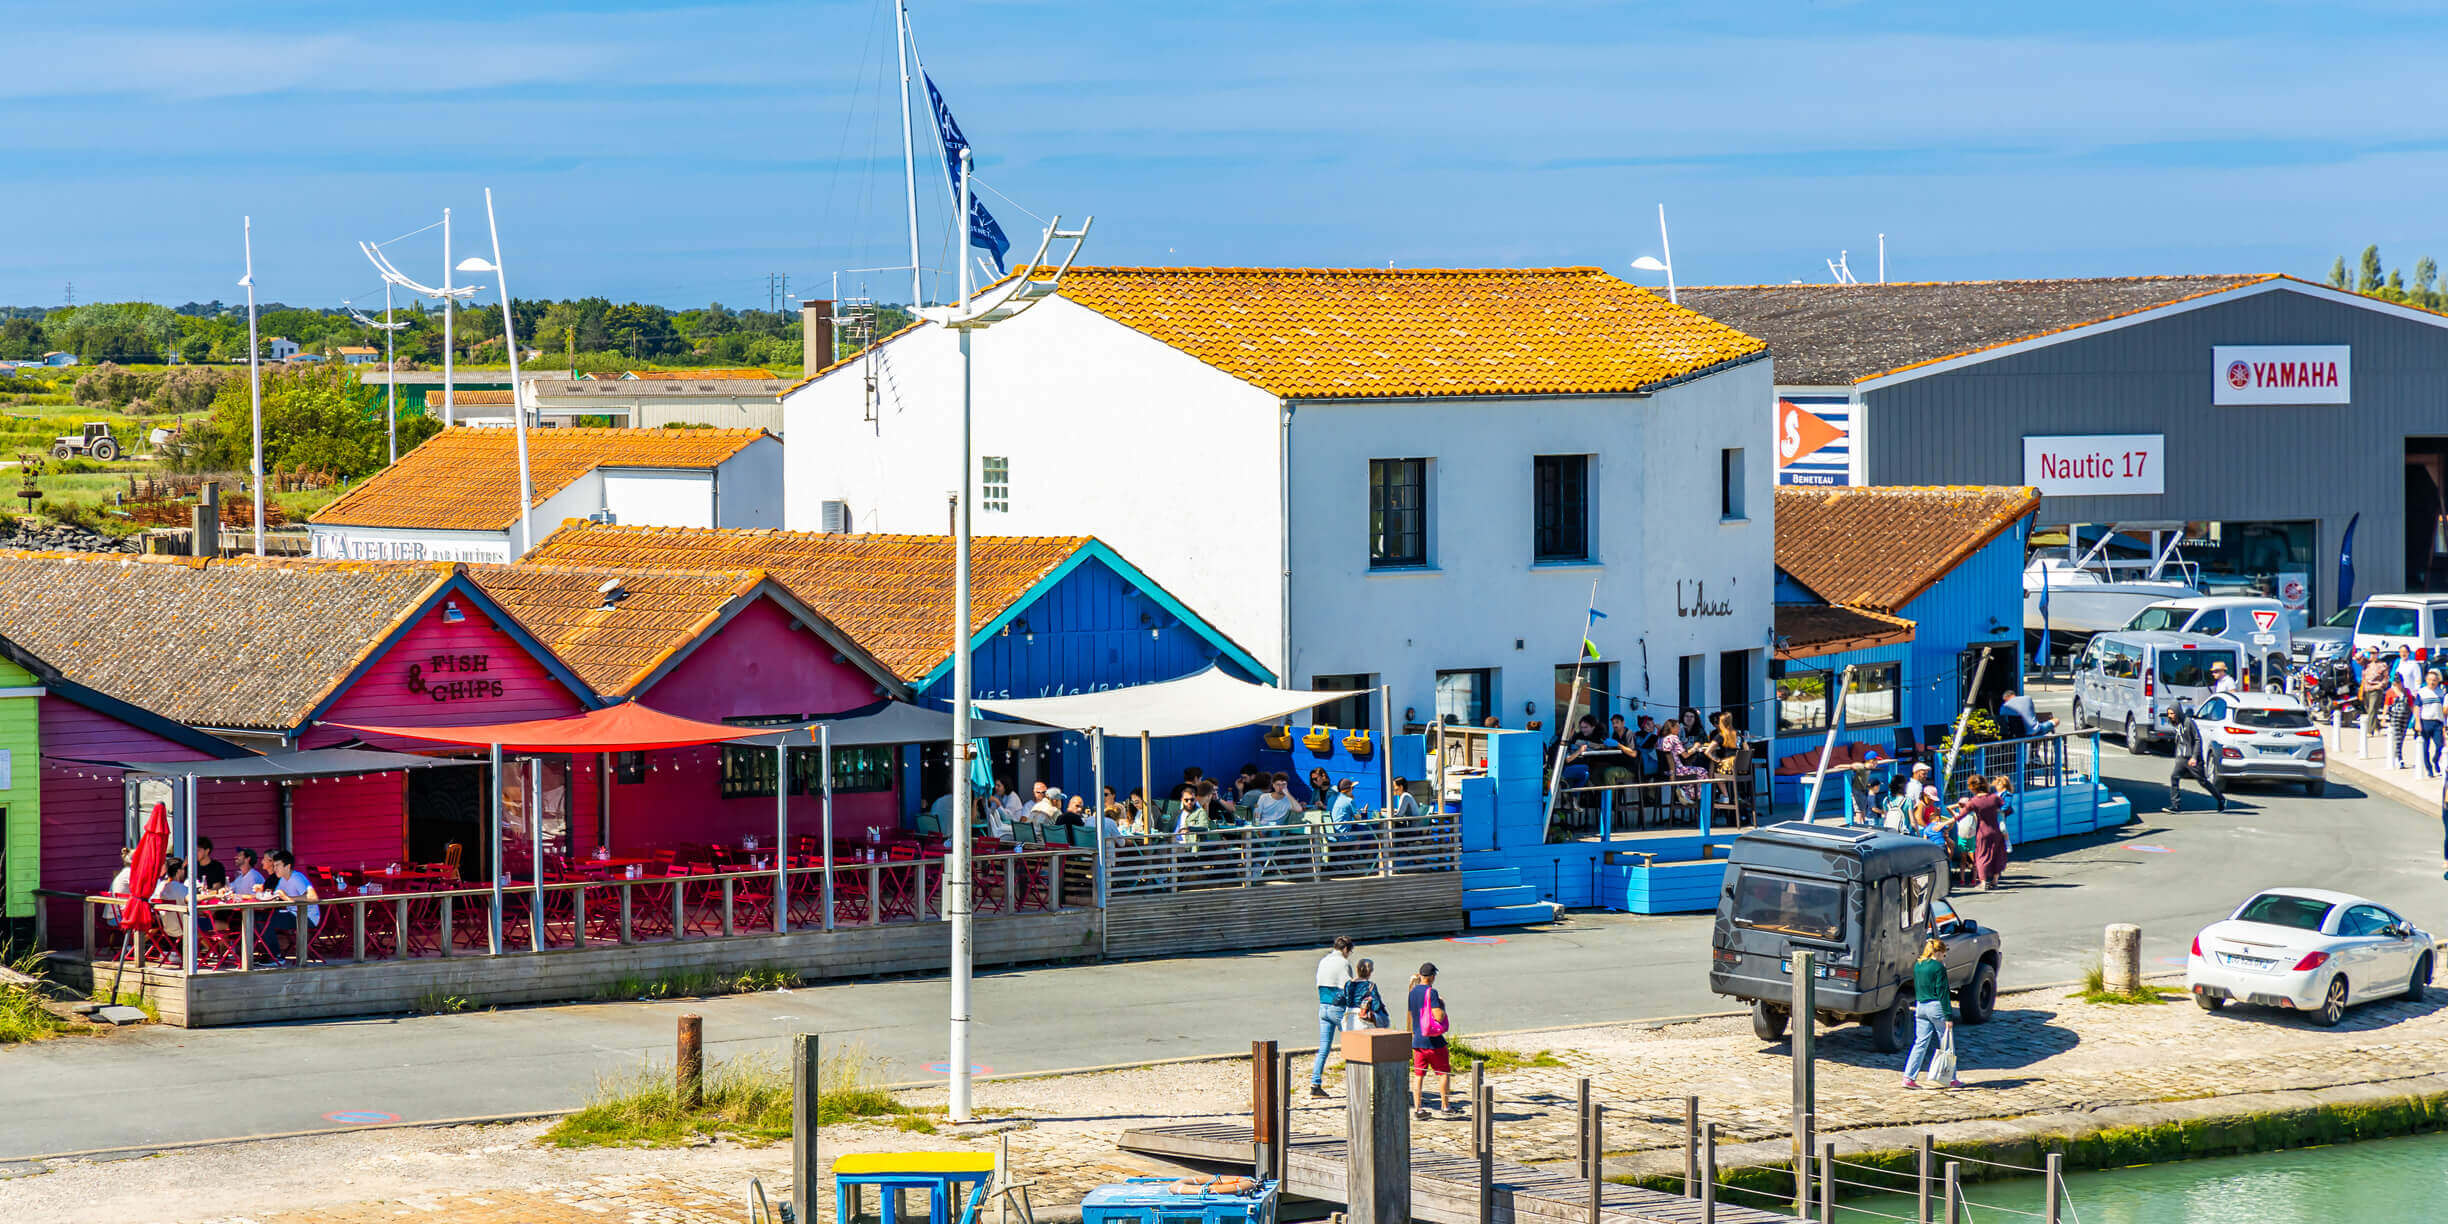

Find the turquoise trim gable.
xmin=914 ymin=540 xmax=1272 ymax=691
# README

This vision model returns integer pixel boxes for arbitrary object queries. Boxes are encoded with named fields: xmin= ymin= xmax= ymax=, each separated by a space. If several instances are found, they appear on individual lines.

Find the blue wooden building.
xmin=903 ymin=537 xmax=1276 ymax=809
xmin=1768 ymin=485 xmax=2040 ymax=803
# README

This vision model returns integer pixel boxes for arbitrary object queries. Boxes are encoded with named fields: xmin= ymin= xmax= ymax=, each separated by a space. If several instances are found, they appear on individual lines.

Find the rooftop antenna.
xmin=1878 ymin=234 xmax=1886 ymax=284
xmin=1827 ymin=250 xmax=1859 ymax=284
xmin=239 ymin=219 xmax=263 ymax=556
xmin=346 ymin=294 xmax=412 ymax=464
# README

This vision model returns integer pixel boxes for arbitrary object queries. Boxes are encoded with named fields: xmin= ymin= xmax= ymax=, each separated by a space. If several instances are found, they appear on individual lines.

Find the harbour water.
xmin=1837 ymin=1129 xmax=2448 ymax=1222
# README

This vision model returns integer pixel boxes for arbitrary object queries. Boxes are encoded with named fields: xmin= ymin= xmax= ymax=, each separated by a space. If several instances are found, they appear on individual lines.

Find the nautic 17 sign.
xmin=2022 ymin=434 xmax=2165 ymax=497
xmin=2212 ymin=345 xmax=2350 ymax=405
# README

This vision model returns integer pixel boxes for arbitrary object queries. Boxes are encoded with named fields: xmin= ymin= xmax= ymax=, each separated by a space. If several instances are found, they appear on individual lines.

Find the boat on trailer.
xmin=2024 ymin=523 xmax=2202 ymax=635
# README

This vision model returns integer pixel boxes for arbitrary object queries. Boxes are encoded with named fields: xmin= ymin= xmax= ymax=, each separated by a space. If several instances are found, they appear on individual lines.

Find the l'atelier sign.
xmin=1677 ymin=578 xmax=1734 ymax=618
xmin=407 ymin=653 xmax=504 ymax=703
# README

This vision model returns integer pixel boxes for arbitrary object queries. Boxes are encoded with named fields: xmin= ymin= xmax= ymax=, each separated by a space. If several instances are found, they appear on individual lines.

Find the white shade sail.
xmin=973 ymin=667 xmax=1353 ymax=738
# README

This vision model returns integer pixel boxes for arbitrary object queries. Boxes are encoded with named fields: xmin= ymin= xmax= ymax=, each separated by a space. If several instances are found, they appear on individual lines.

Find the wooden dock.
xmin=1116 ymin=1121 xmax=1787 ymax=1224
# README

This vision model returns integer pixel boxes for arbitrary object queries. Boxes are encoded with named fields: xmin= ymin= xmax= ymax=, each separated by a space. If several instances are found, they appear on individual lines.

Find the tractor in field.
xmin=51 ymin=423 xmax=120 ymax=461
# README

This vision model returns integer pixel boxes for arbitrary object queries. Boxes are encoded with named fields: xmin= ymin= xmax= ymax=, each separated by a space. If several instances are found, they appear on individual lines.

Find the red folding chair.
xmin=681 ymin=865 xmax=726 ymax=936
xmin=830 ymin=866 xmax=872 ymax=924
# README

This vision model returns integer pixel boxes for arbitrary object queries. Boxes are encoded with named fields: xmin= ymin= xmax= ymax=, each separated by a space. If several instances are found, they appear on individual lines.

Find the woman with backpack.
xmin=1342 ymin=958 xmax=1390 ymax=1031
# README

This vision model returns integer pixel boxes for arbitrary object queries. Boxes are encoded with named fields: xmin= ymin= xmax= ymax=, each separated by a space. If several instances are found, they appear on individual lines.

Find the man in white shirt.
xmin=1903 ymin=762 xmax=1934 ymax=809
xmin=224 ymin=848 xmax=265 ymax=898
xmin=2209 ymin=662 xmax=2240 ymax=696
xmin=151 ymin=859 xmax=191 ymax=941
xmin=262 ymin=850 xmax=319 ymax=966
xmin=1310 ymin=935 xmax=1356 ymax=1096
xmin=1253 ymin=773 xmax=1297 ymax=825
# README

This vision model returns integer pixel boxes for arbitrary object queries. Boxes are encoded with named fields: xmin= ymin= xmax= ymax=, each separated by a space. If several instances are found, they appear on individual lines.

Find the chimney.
xmin=801 ymin=300 xmax=835 ymax=379
xmin=192 ymin=481 xmax=221 ymax=557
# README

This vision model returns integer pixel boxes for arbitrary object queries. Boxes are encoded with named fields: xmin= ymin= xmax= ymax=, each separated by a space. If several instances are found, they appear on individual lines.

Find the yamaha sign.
xmin=2212 ymin=345 xmax=2350 ymax=405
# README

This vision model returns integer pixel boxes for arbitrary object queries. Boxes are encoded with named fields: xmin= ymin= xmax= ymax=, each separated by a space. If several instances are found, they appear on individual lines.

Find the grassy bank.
xmin=543 ymin=1045 xmax=935 ymax=1149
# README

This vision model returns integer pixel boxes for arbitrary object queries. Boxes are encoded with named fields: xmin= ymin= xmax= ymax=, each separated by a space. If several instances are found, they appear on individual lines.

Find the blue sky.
xmin=9 ymin=1 xmax=2448 ymax=307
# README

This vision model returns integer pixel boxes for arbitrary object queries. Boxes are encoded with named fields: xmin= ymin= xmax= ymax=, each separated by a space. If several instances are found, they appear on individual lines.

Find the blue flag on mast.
xmin=2338 ymin=512 xmax=2361 ymax=610
xmin=922 ymin=72 xmax=1011 ymax=273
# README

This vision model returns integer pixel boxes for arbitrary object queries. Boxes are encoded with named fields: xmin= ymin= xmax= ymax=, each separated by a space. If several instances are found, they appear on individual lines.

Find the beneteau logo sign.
xmin=2212 ymin=345 xmax=2350 ymax=405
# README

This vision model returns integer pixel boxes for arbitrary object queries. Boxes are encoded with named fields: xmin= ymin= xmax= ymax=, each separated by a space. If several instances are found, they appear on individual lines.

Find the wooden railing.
xmin=38 ymin=847 xmax=1086 ymax=976
xmin=1104 ymin=813 xmax=1460 ymax=898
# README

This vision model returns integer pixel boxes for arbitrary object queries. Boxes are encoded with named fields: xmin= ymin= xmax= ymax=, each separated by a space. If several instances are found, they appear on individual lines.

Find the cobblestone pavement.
xmin=19 ymin=979 xmax=2448 ymax=1224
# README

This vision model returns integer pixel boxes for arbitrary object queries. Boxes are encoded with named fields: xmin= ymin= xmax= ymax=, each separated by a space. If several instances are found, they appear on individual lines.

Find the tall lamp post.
xmin=1630 ymin=204 xmax=1676 ymax=304
xmin=239 ymin=217 xmax=264 ymax=556
xmin=360 ymin=213 xmax=477 ymax=427
xmin=346 ymin=290 xmax=411 ymax=464
xmin=933 ymin=151 xmax=1091 ymax=1121
xmin=454 ymin=188 xmax=533 ymax=555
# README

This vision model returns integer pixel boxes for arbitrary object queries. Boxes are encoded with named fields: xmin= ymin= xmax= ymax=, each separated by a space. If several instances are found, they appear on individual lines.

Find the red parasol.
xmin=326 ymin=701 xmax=771 ymax=753
xmin=119 ymin=802 xmax=170 ymax=933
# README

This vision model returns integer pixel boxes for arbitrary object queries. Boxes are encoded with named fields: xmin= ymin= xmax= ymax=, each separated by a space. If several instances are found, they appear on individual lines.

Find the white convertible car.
xmin=2186 ymin=889 xmax=2434 ymax=1026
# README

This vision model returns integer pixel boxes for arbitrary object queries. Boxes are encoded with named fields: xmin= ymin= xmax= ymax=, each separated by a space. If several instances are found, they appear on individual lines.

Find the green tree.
xmin=183 ymin=363 xmax=424 ymax=478
xmin=2387 ymin=269 xmax=2407 ymax=300
xmin=179 ymin=335 xmax=212 ymax=364
xmin=2418 ymin=257 xmax=2439 ymax=308
xmin=0 ymin=317 xmax=41 ymax=360
xmin=156 ymin=366 xmax=230 ymax=416
xmin=71 ymin=362 xmax=163 ymax=408
xmin=2359 ymin=245 xmax=2383 ymax=293
xmin=2328 ymin=256 xmax=2349 ymax=289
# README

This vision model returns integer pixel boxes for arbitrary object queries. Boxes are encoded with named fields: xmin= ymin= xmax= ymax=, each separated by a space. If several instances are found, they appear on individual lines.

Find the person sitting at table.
xmin=191 ymin=837 xmax=227 ymax=892
xmin=1633 ymin=715 xmax=1664 ymax=774
xmin=1058 ymin=795 xmax=1089 ymax=828
xmin=1305 ymin=767 xmax=1334 ymax=807
xmin=1328 ymin=778 xmax=1367 ymax=839
xmin=1386 ymin=776 xmax=1423 ymax=829
xmin=150 ymin=858 xmax=191 ymax=941
xmin=1027 ymin=781 xmax=1061 ymax=825
xmin=1176 ymin=782 xmax=1215 ymax=844
xmin=1099 ymin=802 xmax=1129 ymax=844
xmin=1253 ymin=772 xmax=1297 ymax=825
xmin=1558 ymin=714 xmax=1602 ymax=792
xmin=105 ymin=846 xmax=134 ymax=919
xmin=259 ymin=849 xmax=319 ymax=966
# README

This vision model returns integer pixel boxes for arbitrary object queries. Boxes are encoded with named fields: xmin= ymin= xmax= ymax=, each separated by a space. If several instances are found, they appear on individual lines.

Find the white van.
xmin=2070 ymin=631 xmax=2248 ymax=751
xmin=2351 ymin=595 xmax=2448 ymax=665
xmin=2123 ymin=596 xmax=2292 ymax=680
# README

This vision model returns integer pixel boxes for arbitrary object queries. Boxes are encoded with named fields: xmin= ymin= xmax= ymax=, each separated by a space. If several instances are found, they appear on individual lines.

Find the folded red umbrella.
xmin=119 ymin=802 xmax=170 ymax=933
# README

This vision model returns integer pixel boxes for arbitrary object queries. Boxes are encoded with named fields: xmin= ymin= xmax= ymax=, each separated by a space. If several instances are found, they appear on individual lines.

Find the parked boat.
xmin=2024 ymin=525 xmax=2201 ymax=634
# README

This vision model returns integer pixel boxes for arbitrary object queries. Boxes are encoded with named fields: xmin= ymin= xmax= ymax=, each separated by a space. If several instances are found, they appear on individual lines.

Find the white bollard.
xmin=2103 ymin=924 xmax=2142 ymax=995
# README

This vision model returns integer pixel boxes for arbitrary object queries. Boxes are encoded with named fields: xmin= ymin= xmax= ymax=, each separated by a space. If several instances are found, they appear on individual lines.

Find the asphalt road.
xmin=6 ymin=692 xmax=2442 ymax=1160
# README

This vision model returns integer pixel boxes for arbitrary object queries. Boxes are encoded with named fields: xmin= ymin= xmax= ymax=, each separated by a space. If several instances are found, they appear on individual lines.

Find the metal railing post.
xmin=1701 ymin=1122 xmax=1717 ymax=1223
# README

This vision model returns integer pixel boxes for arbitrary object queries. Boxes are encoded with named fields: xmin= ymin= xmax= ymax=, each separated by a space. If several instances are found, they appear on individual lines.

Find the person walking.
xmin=2387 ymin=673 xmax=2416 ymax=771
xmin=1406 ymin=963 xmax=1456 ymax=1119
xmin=2361 ymin=652 xmax=2393 ymax=744
xmin=1310 ymin=936 xmax=1355 ymax=1097
xmin=1970 ymin=785 xmax=2009 ymax=889
xmin=1900 ymin=938 xmax=1963 ymax=1089
xmin=2417 ymin=669 xmax=2446 ymax=779
xmin=2167 ymin=700 xmax=2226 ymax=813
xmin=1343 ymin=957 xmax=1390 ymax=1030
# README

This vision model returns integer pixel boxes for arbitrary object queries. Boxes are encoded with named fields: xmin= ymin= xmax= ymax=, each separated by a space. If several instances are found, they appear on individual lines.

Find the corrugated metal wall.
xmin=1866 ymin=289 xmax=2448 ymax=616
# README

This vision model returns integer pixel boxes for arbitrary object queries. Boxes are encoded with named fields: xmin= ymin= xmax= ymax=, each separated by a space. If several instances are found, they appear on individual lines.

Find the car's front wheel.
xmin=1869 ymin=994 xmax=1912 ymax=1054
xmin=2407 ymin=953 xmax=2432 ymax=1002
xmin=1957 ymin=960 xmax=1998 ymax=1024
xmin=2310 ymin=976 xmax=2349 ymax=1027
xmin=2071 ymin=698 xmax=2088 ymax=730
xmin=1751 ymin=1000 xmax=1788 ymax=1043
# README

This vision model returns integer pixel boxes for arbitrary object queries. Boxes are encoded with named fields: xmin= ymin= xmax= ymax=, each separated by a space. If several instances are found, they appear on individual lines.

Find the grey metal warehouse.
xmin=1683 ymin=274 xmax=2448 ymax=624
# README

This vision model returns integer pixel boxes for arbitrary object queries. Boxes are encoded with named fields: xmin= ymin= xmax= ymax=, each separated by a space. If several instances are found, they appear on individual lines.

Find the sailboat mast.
xmin=896 ymin=0 xmax=923 ymax=309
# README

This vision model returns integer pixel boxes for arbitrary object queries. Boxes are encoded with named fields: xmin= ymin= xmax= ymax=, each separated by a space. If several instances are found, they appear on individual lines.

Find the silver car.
xmin=2188 ymin=691 xmax=2328 ymax=796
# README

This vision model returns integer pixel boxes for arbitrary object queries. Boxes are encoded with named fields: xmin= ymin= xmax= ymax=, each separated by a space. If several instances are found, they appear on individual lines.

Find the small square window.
xmin=1434 ymin=668 xmax=1492 ymax=726
xmin=1310 ymin=674 xmax=1374 ymax=731
xmin=981 ymin=456 xmax=1010 ymax=513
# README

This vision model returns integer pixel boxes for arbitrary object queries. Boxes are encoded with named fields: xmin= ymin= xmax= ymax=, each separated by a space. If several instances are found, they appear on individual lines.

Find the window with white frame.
xmin=981 ymin=456 xmax=1010 ymax=513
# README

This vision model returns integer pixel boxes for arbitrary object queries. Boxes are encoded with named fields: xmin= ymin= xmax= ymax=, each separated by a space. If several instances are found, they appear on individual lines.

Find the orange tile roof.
xmin=449 ymin=389 xmax=517 ymax=406
xmin=627 ymin=368 xmax=776 ymax=381
xmin=467 ymin=563 xmax=767 ymax=696
xmin=310 ymin=427 xmax=768 ymax=532
xmin=525 ymin=523 xmax=1090 ymax=681
xmin=1036 ymin=266 xmax=1766 ymax=399
xmin=1775 ymin=604 xmax=1917 ymax=660
xmin=1776 ymin=485 xmax=2041 ymax=614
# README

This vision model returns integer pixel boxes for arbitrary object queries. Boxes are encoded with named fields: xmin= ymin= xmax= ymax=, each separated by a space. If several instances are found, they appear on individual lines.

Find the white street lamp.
xmin=933 ymin=149 xmax=1091 ymax=1122
xmin=346 ymin=293 xmax=411 ymax=464
xmin=360 ymin=211 xmax=479 ymax=426
xmin=1630 ymin=204 xmax=1677 ymax=304
xmin=455 ymin=188 xmax=533 ymax=557
xmin=239 ymin=218 xmax=264 ymax=556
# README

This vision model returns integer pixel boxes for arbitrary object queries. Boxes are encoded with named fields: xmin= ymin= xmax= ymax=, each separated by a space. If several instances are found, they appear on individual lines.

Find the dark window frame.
xmin=1533 ymin=454 xmax=1591 ymax=562
xmin=1840 ymin=661 xmax=1904 ymax=729
xmin=1369 ymin=457 xmax=1429 ymax=568
xmin=1771 ymin=660 xmax=1834 ymax=736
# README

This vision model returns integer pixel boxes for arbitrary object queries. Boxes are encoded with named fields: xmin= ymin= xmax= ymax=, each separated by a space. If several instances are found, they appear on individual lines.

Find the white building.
xmin=308 ymin=427 xmax=783 ymax=562
xmin=264 ymin=336 xmax=299 ymax=362
xmin=781 ymin=266 xmax=1778 ymax=732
